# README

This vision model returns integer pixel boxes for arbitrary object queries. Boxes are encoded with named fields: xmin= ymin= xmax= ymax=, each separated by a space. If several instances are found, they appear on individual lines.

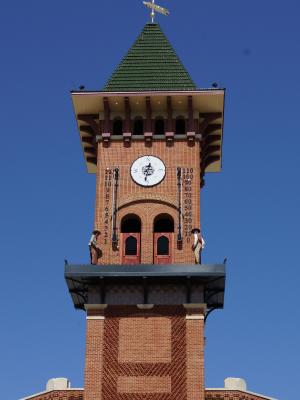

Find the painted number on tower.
xmin=103 ymin=169 xmax=113 ymax=244
xmin=182 ymin=168 xmax=194 ymax=242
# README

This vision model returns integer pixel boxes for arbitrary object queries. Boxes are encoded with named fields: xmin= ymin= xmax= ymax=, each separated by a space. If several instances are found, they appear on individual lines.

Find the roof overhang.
xmin=65 ymin=263 xmax=226 ymax=311
xmin=71 ymin=89 xmax=225 ymax=174
xmin=71 ymin=89 xmax=225 ymax=114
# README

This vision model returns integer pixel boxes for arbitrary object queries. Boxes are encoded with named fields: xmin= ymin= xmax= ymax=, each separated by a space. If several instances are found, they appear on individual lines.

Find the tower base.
xmin=65 ymin=264 xmax=225 ymax=400
xmin=85 ymin=305 xmax=205 ymax=400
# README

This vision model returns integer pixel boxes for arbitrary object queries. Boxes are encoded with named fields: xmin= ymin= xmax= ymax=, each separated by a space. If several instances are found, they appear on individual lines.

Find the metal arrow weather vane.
xmin=143 ymin=0 xmax=170 ymax=23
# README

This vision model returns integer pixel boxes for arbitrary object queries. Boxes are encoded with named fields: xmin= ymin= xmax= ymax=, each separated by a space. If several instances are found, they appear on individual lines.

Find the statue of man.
xmin=191 ymin=228 xmax=205 ymax=264
xmin=89 ymin=229 xmax=101 ymax=264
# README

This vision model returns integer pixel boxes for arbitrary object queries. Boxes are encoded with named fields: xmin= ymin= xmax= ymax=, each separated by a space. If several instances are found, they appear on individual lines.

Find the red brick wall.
xmin=186 ymin=317 xmax=205 ymax=400
xmin=24 ymin=390 xmax=83 ymax=400
xmin=205 ymin=390 xmax=272 ymax=400
xmin=94 ymin=139 xmax=201 ymax=265
xmin=84 ymin=306 xmax=205 ymax=400
xmin=86 ymin=136 xmax=204 ymax=399
xmin=84 ymin=309 xmax=105 ymax=400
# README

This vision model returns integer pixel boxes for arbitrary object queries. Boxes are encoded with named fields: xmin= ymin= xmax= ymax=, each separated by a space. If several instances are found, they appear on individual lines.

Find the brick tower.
xmin=66 ymin=22 xmax=225 ymax=400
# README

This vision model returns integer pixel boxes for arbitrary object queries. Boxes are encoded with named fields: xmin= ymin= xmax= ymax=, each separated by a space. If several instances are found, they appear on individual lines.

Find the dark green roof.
xmin=103 ymin=23 xmax=196 ymax=92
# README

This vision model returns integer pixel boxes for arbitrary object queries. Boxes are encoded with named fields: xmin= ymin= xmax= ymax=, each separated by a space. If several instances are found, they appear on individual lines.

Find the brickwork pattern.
xmin=84 ymin=313 xmax=105 ymax=400
xmin=102 ymin=306 xmax=187 ymax=400
xmin=95 ymin=140 xmax=201 ymax=265
xmin=84 ymin=306 xmax=205 ymax=400
xmin=187 ymin=319 xmax=205 ymax=400
xmin=117 ymin=376 xmax=172 ymax=394
xmin=205 ymin=391 xmax=273 ymax=400
xmin=23 ymin=390 xmax=83 ymax=400
xmin=118 ymin=317 xmax=172 ymax=363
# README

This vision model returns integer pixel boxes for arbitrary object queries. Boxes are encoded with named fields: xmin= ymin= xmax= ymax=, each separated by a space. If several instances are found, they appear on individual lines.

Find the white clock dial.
xmin=131 ymin=155 xmax=166 ymax=187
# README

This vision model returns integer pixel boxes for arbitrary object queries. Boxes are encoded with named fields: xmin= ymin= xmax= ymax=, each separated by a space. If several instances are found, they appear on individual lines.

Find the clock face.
xmin=131 ymin=155 xmax=166 ymax=187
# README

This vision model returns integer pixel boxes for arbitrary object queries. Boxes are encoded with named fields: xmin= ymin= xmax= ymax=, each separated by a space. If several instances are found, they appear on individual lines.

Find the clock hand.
xmin=144 ymin=168 xmax=150 ymax=181
xmin=142 ymin=163 xmax=154 ymax=183
xmin=144 ymin=163 xmax=152 ymax=175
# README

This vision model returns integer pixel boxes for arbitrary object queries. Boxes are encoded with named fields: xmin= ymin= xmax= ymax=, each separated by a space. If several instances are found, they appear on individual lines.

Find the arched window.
xmin=175 ymin=116 xmax=186 ymax=135
xmin=133 ymin=117 xmax=144 ymax=135
xmin=154 ymin=116 xmax=165 ymax=135
xmin=113 ymin=117 xmax=123 ymax=135
xmin=157 ymin=236 xmax=169 ymax=255
xmin=121 ymin=214 xmax=141 ymax=264
xmin=154 ymin=214 xmax=174 ymax=233
xmin=121 ymin=214 xmax=141 ymax=233
xmin=153 ymin=214 xmax=173 ymax=264
xmin=125 ymin=236 xmax=138 ymax=256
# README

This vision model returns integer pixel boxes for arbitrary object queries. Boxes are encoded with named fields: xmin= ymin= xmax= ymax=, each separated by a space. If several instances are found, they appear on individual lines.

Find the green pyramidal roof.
xmin=103 ymin=23 xmax=196 ymax=92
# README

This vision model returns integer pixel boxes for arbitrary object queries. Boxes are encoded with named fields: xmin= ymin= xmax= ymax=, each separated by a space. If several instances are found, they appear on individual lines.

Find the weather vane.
xmin=143 ymin=0 xmax=170 ymax=23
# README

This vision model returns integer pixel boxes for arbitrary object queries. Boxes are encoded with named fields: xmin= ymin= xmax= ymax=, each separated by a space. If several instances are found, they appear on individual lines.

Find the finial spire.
xmin=143 ymin=0 xmax=170 ymax=23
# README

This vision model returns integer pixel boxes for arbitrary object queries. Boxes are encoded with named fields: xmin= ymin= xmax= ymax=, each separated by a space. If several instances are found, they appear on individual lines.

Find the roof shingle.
xmin=103 ymin=23 xmax=196 ymax=91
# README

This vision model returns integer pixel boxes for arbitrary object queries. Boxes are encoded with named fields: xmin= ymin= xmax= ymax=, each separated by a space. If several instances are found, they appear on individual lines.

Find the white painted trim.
xmin=186 ymin=315 xmax=204 ymax=320
xmin=19 ymin=388 xmax=83 ymax=400
xmin=205 ymin=389 xmax=277 ymax=400
xmin=86 ymin=315 xmax=105 ymax=320
xmin=71 ymin=89 xmax=225 ymax=96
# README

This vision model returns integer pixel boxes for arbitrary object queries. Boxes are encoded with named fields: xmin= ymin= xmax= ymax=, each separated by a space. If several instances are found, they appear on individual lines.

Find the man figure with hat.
xmin=191 ymin=228 xmax=205 ymax=264
xmin=89 ymin=229 xmax=101 ymax=265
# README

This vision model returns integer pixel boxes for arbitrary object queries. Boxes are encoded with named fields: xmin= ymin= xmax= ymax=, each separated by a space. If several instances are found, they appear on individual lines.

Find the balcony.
xmin=65 ymin=263 xmax=225 ymax=312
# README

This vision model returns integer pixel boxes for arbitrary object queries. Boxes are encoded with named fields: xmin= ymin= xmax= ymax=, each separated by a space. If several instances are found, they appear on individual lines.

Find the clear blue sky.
xmin=0 ymin=1 xmax=299 ymax=399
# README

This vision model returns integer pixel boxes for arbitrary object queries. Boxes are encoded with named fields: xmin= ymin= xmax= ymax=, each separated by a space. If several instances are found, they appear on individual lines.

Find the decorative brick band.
xmin=102 ymin=306 xmax=187 ymax=400
xmin=117 ymin=376 xmax=172 ymax=394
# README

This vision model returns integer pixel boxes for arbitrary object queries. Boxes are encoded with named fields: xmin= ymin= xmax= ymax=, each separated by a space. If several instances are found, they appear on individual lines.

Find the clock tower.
xmin=66 ymin=22 xmax=225 ymax=400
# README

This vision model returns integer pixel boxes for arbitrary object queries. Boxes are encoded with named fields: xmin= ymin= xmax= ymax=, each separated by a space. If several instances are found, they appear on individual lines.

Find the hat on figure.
xmin=191 ymin=228 xmax=201 ymax=234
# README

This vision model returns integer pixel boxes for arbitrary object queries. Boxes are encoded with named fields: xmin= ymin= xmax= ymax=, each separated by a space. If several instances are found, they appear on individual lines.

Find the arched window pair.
xmin=120 ymin=214 xmax=174 ymax=264
xmin=112 ymin=116 xmax=185 ymax=135
xmin=154 ymin=116 xmax=186 ymax=135
xmin=112 ymin=117 xmax=144 ymax=135
xmin=112 ymin=116 xmax=164 ymax=135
